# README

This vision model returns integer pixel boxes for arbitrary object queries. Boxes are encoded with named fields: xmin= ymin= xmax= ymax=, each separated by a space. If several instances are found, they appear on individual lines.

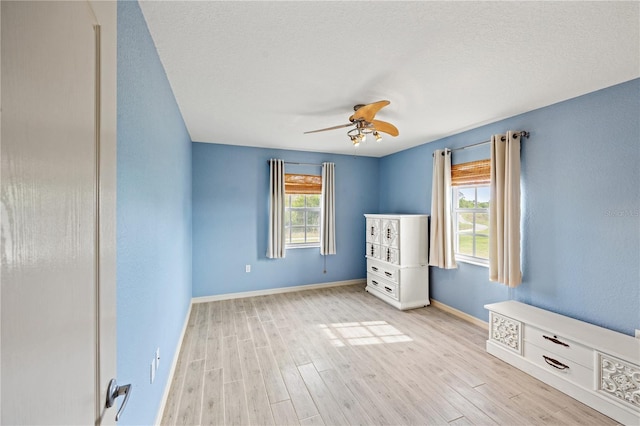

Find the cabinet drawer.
xmin=367 ymin=275 xmax=398 ymax=300
xmin=381 ymin=219 xmax=399 ymax=248
xmin=367 ymin=260 xmax=399 ymax=284
xmin=381 ymin=246 xmax=399 ymax=265
xmin=524 ymin=324 xmax=593 ymax=368
xmin=524 ymin=342 xmax=594 ymax=389
xmin=366 ymin=218 xmax=380 ymax=243
xmin=366 ymin=243 xmax=381 ymax=260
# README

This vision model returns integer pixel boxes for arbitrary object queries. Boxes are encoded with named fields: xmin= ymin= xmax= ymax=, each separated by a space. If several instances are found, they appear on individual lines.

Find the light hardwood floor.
xmin=161 ymin=284 xmax=618 ymax=425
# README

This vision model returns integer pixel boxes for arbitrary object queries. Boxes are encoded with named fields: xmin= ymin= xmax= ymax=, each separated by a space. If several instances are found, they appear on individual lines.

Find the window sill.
xmin=455 ymin=256 xmax=489 ymax=268
xmin=286 ymin=244 xmax=320 ymax=250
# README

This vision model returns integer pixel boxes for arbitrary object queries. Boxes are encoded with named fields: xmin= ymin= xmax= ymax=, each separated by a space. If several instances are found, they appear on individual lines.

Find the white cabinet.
xmin=486 ymin=301 xmax=640 ymax=425
xmin=364 ymin=214 xmax=429 ymax=310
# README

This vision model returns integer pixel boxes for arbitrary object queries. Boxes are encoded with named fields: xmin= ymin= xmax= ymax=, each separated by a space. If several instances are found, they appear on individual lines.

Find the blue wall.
xmin=115 ymin=3 xmax=638 ymax=422
xmin=379 ymin=78 xmax=640 ymax=336
xmin=117 ymin=2 xmax=192 ymax=424
xmin=192 ymin=143 xmax=379 ymax=297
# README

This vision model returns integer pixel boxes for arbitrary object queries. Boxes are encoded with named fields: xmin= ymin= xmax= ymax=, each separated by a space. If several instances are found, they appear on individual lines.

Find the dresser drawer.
xmin=381 ymin=246 xmax=399 ymax=265
xmin=381 ymin=219 xmax=399 ymax=248
xmin=367 ymin=260 xmax=399 ymax=284
xmin=366 ymin=218 xmax=380 ymax=243
xmin=524 ymin=341 xmax=594 ymax=389
xmin=366 ymin=243 xmax=381 ymax=260
xmin=367 ymin=275 xmax=398 ymax=300
xmin=524 ymin=324 xmax=594 ymax=368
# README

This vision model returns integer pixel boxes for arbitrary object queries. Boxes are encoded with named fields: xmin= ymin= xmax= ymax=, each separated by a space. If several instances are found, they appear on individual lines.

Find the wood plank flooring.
xmin=161 ymin=284 xmax=618 ymax=425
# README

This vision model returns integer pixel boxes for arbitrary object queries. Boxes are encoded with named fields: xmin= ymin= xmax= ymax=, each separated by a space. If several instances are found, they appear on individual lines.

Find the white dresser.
xmin=364 ymin=214 xmax=429 ymax=310
xmin=486 ymin=301 xmax=640 ymax=425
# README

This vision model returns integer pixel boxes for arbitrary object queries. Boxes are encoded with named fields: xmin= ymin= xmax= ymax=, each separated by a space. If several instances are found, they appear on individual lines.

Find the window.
xmin=285 ymin=194 xmax=320 ymax=246
xmin=451 ymin=159 xmax=491 ymax=266
xmin=284 ymin=174 xmax=321 ymax=247
xmin=453 ymin=186 xmax=489 ymax=265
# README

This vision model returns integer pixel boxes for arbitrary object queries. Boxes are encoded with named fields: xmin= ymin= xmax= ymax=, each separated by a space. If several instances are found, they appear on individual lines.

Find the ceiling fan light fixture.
xmin=304 ymin=100 xmax=397 ymax=147
xmin=359 ymin=125 xmax=373 ymax=134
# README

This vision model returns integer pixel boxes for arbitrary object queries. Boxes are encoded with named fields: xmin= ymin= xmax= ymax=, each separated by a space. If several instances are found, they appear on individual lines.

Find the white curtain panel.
xmin=320 ymin=162 xmax=336 ymax=255
xmin=489 ymin=131 xmax=522 ymax=287
xmin=267 ymin=158 xmax=285 ymax=259
xmin=429 ymin=149 xmax=457 ymax=269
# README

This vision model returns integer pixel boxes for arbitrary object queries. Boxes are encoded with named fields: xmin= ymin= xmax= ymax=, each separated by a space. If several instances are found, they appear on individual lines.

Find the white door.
xmin=1 ymin=1 xmax=118 ymax=424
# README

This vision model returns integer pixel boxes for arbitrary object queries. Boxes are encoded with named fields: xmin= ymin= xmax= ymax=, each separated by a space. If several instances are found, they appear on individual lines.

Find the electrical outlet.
xmin=150 ymin=359 xmax=156 ymax=384
xmin=156 ymin=347 xmax=161 ymax=369
xmin=245 ymin=264 xmax=251 ymax=273
xmin=635 ymin=329 xmax=640 ymax=339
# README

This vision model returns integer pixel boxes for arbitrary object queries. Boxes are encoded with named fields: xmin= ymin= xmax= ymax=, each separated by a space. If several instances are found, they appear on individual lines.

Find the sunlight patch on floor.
xmin=318 ymin=321 xmax=412 ymax=346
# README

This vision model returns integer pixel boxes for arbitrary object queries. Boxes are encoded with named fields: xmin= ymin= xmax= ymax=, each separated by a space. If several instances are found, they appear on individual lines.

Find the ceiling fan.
xmin=304 ymin=100 xmax=399 ymax=146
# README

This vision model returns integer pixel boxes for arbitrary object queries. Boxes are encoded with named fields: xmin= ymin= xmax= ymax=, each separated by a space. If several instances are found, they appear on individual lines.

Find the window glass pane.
xmin=475 ymin=235 xmax=489 ymax=259
xmin=477 ymin=186 xmax=490 ymax=208
xmin=476 ymin=212 xmax=489 ymax=233
xmin=307 ymin=211 xmax=319 ymax=226
xmin=457 ymin=188 xmax=476 ymax=208
xmin=307 ymin=194 xmax=320 ymax=207
xmin=290 ymin=227 xmax=306 ymax=243
xmin=458 ymin=234 xmax=473 ymax=256
xmin=285 ymin=195 xmax=291 ymax=208
xmin=285 ymin=210 xmax=291 ymax=227
xmin=290 ymin=194 xmax=305 ymax=207
xmin=306 ymin=226 xmax=320 ymax=242
xmin=457 ymin=213 xmax=473 ymax=232
xmin=290 ymin=210 xmax=304 ymax=226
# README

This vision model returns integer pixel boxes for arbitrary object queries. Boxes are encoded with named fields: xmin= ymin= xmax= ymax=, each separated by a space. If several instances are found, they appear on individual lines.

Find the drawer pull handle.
xmin=371 ymin=266 xmax=378 ymax=272
xmin=371 ymin=280 xmax=379 ymax=286
xmin=543 ymin=335 xmax=569 ymax=347
xmin=543 ymin=355 xmax=569 ymax=370
xmin=385 ymin=272 xmax=392 ymax=277
xmin=384 ymin=286 xmax=393 ymax=293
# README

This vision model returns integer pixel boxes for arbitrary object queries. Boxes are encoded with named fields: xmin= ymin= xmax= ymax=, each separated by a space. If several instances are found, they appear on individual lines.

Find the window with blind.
xmin=451 ymin=159 xmax=490 ymax=265
xmin=284 ymin=174 xmax=321 ymax=247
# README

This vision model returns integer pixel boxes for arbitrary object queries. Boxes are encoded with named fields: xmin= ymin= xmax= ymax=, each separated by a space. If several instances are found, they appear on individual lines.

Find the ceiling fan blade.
xmin=349 ymin=100 xmax=390 ymax=122
xmin=372 ymin=120 xmax=399 ymax=137
xmin=303 ymin=122 xmax=354 ymax=134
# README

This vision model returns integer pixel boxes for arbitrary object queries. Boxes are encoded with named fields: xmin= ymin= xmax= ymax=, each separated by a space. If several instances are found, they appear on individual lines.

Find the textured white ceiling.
xmin=139 ymin=1 xmax=639 ymax=157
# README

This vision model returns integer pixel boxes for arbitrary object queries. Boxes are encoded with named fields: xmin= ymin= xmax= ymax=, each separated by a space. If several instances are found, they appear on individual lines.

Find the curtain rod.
xmin=451 ymin=131 xmax=529 ymax=152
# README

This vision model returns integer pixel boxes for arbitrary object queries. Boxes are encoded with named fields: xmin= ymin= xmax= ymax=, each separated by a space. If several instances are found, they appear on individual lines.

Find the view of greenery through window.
xmin=285 ymin=194 xmax=320 ymax=245
xmin=454 ymin=186 xmax=490 ymax=261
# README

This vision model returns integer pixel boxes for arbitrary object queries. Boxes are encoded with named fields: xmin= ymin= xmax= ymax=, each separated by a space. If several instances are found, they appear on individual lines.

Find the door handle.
xmin=106 ymin=378 xmax=132 ymax=421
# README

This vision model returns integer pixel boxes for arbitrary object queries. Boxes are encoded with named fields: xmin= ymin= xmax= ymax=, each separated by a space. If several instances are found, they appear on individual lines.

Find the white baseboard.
xmin=154 ymin=302 xmax=192 ymax=426
xmin=192 ymin=278 xmax=366 ymax=304
xmin=430 ymin=299 xmax=489 ymax=330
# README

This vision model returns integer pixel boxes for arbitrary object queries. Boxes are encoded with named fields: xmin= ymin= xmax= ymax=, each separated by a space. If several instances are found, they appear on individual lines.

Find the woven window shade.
xmin=285 ymin=173 xmax=322 ymax=194
xmin=451 ymin=159 xmax=491 ymax=186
